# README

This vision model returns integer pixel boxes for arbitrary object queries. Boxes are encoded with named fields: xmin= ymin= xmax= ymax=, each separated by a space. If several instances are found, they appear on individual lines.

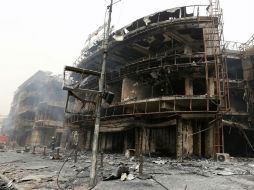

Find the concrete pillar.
xmin=205 ymin=123 xmax=214 ymax=157
xmin=31 ymin=129 xmax=41 ymax=146
xmin=123 ymin=132 xmax=128 ymax=153
xmin=209 ymin=78 xmax=215 ymax=96
xmin=32 ymin=146 xmax=36 ymax=154
xmin=60 ymin=128 xmax=69 ymax=149
xmin=142 ymin=128 xmax=150 ymax=154
xmin=150 ymin=129 xmax=156 ymax=153
xmin=176 ymin=119 xmax=183 ymax=160
xmin=55 ymin=147 xmax=60 ymax=160
xmin=193 ymin=121 xmax=202 ymax=156
xmin=185 ymin=77 xmax=193 ymax=96
xmin=182 ymin=120 xmax=193 ymax=156
xmin=106 ymin=134 xmax=112 ymax=151
xmin=85 ymin=130 xmax=91 ymax=150
xmin=135 ymin=128 xmax=140 ymax=155
xmin=100 ymin=134 xmax=106 ymax=151
xmin=43 ymin=146 xmax=47 ymax=156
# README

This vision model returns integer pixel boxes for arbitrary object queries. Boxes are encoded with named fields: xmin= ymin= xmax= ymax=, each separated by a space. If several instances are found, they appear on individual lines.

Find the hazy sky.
xmin=0 ymin=0 xmax=253 ymax=115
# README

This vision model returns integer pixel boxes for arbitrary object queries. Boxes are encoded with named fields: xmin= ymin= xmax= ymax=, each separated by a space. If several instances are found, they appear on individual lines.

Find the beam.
xmin=63 ymin=86 xmax=99 ymax=94
xmin=64 ymin=66 xmax=101 ymax=77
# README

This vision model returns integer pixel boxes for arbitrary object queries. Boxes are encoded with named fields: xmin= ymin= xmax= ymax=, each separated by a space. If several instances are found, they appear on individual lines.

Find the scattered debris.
xmin=217 ymin=171 xmax=234 ymax=176
xmin=120 ymin=173 xmax=127 ymax=181
xmin=16 ymin=150 xmax=22 ymax=153
xmin=125 ymin=149 xmax=135 ymax=159
xmin=21 ymin=165 xmax=48 ymax=170
xmin=103 ymin=162 xmax=129 ymax=181
xmin=19 ymin=174 xmax=55 ymax=183
xmin=127 ymin=174 xmax=135 ymax=181
xmin=152 ymin=160 xmax=168 ymax=165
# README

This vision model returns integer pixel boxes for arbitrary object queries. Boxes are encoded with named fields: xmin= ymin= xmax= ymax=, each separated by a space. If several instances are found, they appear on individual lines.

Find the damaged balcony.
xmin=34 ymin=102 xmax=64 ymax=129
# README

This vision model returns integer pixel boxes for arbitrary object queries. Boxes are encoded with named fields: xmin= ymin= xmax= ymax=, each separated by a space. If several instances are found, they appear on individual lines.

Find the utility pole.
xmin=89 ymin=0 xmax=113 ymax=187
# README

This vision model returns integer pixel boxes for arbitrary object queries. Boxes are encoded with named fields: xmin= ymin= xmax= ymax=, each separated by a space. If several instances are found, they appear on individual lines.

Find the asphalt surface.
xmin=1 ymin=149 xmax=254 ymax=189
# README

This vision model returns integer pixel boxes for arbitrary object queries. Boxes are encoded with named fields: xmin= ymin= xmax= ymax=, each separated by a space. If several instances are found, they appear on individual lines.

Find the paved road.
xmin=1 ymin=150 xmax=254 ymax=189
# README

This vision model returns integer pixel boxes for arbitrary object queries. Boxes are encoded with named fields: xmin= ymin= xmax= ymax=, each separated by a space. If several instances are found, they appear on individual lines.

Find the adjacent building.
xmin=6 ymin=71 xmax=67 ymax=147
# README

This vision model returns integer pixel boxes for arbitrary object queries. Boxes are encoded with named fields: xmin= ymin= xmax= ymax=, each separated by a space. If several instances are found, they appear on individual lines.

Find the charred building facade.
xmin=222 ymin=39 xmax=254 ymax=156
xmin=7 ymin=71 xmax=67 ymax=147
xmin=63 ymin=3 xmax=254 ymax=158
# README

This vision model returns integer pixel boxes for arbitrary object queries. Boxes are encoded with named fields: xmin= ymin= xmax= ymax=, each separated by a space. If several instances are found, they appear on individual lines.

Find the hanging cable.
xmin=57 ymin=150 xmax=75 ymax=190
xmin=115 ymin=0 xmax=124 ymax=29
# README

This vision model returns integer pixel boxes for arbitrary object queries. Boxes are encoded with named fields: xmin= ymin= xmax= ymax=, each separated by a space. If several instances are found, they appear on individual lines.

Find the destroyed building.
xmin=223 ymin=38 xmax=254 ymax=156
xmin=7 ymin=71 xmax=67 ymax=147
xmin=63 ymin=3 xmax=254 ymax=158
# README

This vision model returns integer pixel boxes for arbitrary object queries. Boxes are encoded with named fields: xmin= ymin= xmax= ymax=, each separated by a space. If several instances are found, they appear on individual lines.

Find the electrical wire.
xmin=240 ymin=128 xmax=254 ymax=153
xmin=151 ymin=176 xmax=169 ymax=190
xmin=115 ymin=0 xmax=124 ymax=30
xmin=57 ymin=150 xmax=94 ymax=190
xmin=57 ymin=150 xmax=75 ymax=190
xmin=187 ymin=118 xmax=217 ymax=137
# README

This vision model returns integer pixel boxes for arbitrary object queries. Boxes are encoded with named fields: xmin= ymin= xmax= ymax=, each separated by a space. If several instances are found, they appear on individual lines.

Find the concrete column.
xmin=182 ymin=120 xmax=193 ymax=156
xmin=123 ymin=132 xmax=128 ymax=153
xmin=193 ymin=120 xmax=202 ymax=156
xmin=60 ymin=128 xmax=69 ymax=149
xmin=185 ymin=77 xmax=193 ymax=96
xmin=169 ymin=127 xmax=176 ymax=154
xmin=142 ymin=128 xmax=150 ymax=154
xmin=205 ymin=123 xmax=214 ymax=157
xmin=43 ymin=146 xmax=47 ymax=156
xmin=85 ymin=130 xmax=91 ymax=150
xmin=31 ymin=129 xmax=41 ymax=146
xmin=209 ymin=78 xmax=215 ymax=96
xmin=135 ymin=128 xmax=140 ymax=155
xmin=100 ymin=134 xmax=106 ymax=151
xmin=176 ymin=119 xmax=183 ymax=160
xmin=106 ymin=134 xmax=112 ymax=151
xmin=150 ymin=129 xmax=156 ymax=153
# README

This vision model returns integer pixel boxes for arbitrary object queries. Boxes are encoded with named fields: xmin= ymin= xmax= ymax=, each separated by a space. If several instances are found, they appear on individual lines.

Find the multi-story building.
xmin=6 ymin=71 xmax=67 ymax=147
xmin=63 ymin=2 xmax=254 ymax=158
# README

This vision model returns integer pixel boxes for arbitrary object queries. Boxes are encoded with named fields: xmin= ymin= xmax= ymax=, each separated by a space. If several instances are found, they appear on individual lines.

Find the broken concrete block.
xmin=130 ymin=156 xmax=135 ymax=162
xmin=16 ymin=150 xmax=22 ymax=153
xmin=115 ymin=164 xmax=129 ymax=178
xmin=24 ymin=146 xmax=30 ymax=152
xmin=152 ymin=160 xmax=167 ymax=165
xmin=127 ymin=174 xmax=135 ymax=180
xmin=125 ymin=149 xmax=135 ymax=159
xmin=120 ymin=173 xmax=127 ymax=181
xmin=21 ymin=165 xmax=48 ymax=170
xmin=248 ymin=163 xmax=254 ymax=168
xmin=217 ymin=171 xmax=234 ymax=176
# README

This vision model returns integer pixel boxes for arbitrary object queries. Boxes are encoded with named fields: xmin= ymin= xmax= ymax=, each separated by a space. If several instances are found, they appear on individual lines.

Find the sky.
xmin=0 ymin=0 xmax=253 ymax=115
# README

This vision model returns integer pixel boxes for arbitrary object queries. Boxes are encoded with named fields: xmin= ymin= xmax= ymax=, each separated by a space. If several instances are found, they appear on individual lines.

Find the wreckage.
xmin=1 ymin=1 xmax=252 ymax=159
xmin=63 ymin=2 xmax=254 ymax=159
